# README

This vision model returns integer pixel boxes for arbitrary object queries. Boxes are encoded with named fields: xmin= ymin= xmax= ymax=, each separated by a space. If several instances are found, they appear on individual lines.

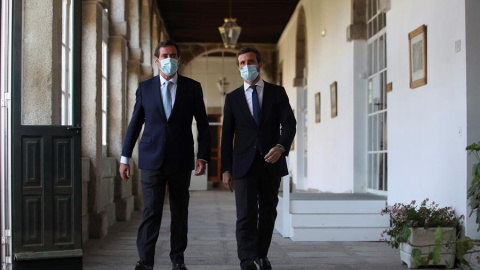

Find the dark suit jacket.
xmin=121 ymin=74 xmax=210 ymax=171
xmin=221 ymin=80 xmax=296 ymax=179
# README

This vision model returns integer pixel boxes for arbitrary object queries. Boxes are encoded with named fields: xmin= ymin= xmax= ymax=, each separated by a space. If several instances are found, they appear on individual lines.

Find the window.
xmin=61 ymin=0 xmax=73 ymax=125
xmin=367 ymin=0 xmax=387 ymax=193
xmin=101 ymin=40 xmax=108 ymax=148
xmin=101 ymin=9 xmax=108 ymax=153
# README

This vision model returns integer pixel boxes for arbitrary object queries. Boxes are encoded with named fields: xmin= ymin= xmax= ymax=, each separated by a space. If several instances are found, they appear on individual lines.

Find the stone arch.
xmin=178 ymin=43 xmax=276 ymax=81
xmin=293 ymin=6 xmax=307 ymax=87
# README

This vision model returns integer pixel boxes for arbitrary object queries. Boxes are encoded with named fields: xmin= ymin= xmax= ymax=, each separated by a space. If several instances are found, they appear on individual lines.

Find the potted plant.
xmin=462 ymin=141 xmax=480 ymax=269
xmin=381 ymin=198 xmax=463 ymax=268
xmin=467 ymin=141 xmax=480 ymax=230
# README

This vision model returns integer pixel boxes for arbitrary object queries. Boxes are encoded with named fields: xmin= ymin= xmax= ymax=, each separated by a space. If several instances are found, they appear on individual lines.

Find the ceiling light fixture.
xmin=218 ymin=0 xmax=242 ymax=49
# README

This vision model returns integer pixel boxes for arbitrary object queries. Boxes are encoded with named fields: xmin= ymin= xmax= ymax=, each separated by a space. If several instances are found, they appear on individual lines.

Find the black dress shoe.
xmin=172 ymin=263 xmax=188 ymax=270
xmin=255 ymin=257 xmax=272 ymax=270
xmin=245 ymin=265 xmax=258 ymax=270
xmin=135 ymin=261 xmax=153 ymax=270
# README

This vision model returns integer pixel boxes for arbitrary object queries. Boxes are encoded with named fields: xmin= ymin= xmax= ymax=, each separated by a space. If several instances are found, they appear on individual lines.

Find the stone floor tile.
xmin=83 ymin=189 xmax=447 ymax=270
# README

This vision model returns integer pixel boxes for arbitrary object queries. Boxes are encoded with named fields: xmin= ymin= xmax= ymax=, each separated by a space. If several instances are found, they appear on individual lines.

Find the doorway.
xmin=10 ymin=0 xmax=83 ymax=268
xmin=208 ymin=115 xmax=222 ymax=184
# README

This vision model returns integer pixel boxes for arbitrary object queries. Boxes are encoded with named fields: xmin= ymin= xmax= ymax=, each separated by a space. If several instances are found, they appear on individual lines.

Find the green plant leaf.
xmin=412 ymin=248 xmax=422 ymax=267
xmin=396 ymin=227 xmax=411 ymax=244
xmin=466 ymin=142 xmax=479 ymax=151
xmin=432 ymin=246 xmax=441 ymax=264
xmin=435 ymin=227 xmax=444 ymax=242
xmin=455 ymin=239 xmax=473 ymax=270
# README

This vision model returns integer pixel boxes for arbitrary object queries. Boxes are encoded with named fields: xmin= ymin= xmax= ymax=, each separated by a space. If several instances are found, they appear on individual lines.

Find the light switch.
xmin=455 ymin=40 xmax=461 ymax=53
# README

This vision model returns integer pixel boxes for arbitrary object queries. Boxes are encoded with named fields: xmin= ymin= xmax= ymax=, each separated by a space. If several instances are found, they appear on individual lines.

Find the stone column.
xmin=127 ymin=0 xmax=144 ymax=211
xmin=140 ymin=0 xmax=153 ymax=80
xmin=127 ymin=52 xmax=143 ymax=210
xmin=82 ymin=0 xmax=108 ymax=239
xmin=151 ymin=12 xmax=159 ymax=76
xmin=127 ymin=0 xmax=140 ymax=49
xmin=108 ymin=0 xmax=134 ymax=221
xmin=346 ymin=0 xmax=367 ymax=41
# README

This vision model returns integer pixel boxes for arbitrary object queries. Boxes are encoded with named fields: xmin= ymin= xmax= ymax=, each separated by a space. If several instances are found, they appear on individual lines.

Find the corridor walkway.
xmin=82 ymin=190 xmax=432 ymax=270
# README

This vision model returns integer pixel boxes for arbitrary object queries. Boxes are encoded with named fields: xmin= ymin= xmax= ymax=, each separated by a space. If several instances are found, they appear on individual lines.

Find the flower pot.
xmin=399 ymin=227 xmax=456 ymax=269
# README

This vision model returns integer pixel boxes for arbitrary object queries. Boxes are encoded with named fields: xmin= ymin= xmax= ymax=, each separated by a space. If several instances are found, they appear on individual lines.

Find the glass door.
xmin=11 ymin=0 xmax=82 ymax=267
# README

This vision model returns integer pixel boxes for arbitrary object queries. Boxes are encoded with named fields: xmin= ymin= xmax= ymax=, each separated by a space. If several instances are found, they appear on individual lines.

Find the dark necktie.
xmin=251 ymin=85 xmax=260 ymax=125
xmin=164 ymin=81 xmax=172 ymax=119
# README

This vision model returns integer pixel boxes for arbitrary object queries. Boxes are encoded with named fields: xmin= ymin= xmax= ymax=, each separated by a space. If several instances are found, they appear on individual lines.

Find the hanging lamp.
xmin=218 ymin=0 xmax=241 ymax=48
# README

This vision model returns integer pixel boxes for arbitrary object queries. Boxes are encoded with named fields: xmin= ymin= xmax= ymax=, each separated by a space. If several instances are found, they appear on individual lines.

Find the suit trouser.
xmin=137 ymin=168 xmax=191 ymax=267
xmin=234 ymin=154 xmax=281 ymax=269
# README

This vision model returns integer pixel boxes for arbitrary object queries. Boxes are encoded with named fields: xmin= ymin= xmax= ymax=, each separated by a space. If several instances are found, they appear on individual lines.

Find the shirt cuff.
xmin=198 ymin=159 xmax=208 ymax=163
xmin=276 ymin=144 xmax=285 ymax=153
xmin=120 ymin=156 xmax=130 ymax=164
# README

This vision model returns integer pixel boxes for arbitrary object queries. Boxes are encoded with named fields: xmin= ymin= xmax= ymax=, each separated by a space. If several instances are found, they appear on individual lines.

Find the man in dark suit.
xmin=221 ymin=47 xmax=296 ymax=270
xmin=119 ymin=40 xmax=210 ymax=270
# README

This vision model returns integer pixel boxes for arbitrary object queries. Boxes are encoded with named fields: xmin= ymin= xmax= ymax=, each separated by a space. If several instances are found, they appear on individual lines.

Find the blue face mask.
xmin=160 ymin=58 xmax=178 ymax=76
xmin=240 ymin=65 xmax=259 ymax=82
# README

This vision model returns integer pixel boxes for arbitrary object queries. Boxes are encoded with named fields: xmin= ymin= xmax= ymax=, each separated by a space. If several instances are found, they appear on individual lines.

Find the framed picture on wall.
xmin=315 ymin=92 xmax=321 ymax=123
xmin=408 ymin=24 xmax=427 ymax=89
xmin=330 ymin=81 xmax=337 ymax=118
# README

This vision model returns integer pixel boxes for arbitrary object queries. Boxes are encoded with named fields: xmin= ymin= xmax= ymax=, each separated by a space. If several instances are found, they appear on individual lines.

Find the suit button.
xmin=253 ymin=146 xmax=256 ymax=149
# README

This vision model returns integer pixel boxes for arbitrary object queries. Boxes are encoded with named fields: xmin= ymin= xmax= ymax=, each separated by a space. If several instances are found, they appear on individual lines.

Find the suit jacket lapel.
xmin=234 ymin=86 xmax=258 ymax=128
xmin=170 ymin=74 xmax=188 ymax=121
xmin=260 ymin=82 xmax=273 ymax=127
xmin=152 ymin=75 xmax=167 ymax=120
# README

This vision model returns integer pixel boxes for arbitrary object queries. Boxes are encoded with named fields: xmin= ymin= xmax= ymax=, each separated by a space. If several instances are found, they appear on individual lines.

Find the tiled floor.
xmin=82 ymin=189 xmax=445 ymax=270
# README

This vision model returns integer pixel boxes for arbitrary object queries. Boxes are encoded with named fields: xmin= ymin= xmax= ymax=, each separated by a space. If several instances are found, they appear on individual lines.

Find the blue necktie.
xmin=251 ymin=85 xmax=260 ymax=126
xmin=163 ymin=81 xmax=172 ymax=119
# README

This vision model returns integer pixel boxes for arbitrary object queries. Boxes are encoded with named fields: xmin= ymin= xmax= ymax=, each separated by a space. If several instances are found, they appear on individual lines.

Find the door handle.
xmin=67 ymin=124 xmax=82 ymax=134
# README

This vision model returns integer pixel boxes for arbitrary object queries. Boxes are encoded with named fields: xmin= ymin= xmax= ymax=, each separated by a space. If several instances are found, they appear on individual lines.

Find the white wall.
xmin=182 ymin=55 xmax=244 ymax=110
xmin=277 ymin=0 xmax=474 ymax=224
xmin=387 ymin=0 xmax=468 ymax=219
xmin=278 ymin=0 xmax=357 ymax=192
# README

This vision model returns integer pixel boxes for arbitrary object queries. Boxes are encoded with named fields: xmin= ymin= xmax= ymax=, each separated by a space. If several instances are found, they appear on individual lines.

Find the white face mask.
xmin=160 ymin=58 xmax=178 ymax=76
xmin=240 ymin=65 xmax=259 ymax=82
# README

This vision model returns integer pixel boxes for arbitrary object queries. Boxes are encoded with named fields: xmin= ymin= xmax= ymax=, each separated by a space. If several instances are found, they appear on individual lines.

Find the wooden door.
xmin=11 ymin=0 xmax=82 ymax=268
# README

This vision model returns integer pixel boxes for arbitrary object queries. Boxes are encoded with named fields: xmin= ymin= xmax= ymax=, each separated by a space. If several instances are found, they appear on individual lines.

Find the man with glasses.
xmin=120 ymin=40 xmax=211 ymax=270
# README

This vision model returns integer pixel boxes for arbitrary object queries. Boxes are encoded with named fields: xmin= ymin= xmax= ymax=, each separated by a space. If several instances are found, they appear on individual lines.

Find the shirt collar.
xmin=243 ymin=79 xmax=264 ymax=92
xmin=159 ymin=73 xmax=178 ymax=86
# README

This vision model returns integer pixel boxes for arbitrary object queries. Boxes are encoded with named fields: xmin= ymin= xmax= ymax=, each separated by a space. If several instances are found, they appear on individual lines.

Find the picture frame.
xmin=315 ymin=92 xmax=321 ymax=123
xmin=408 ymin=24 xmax=427 ymax=89
xmin=330 ymin=81 xmax=337 ymax=118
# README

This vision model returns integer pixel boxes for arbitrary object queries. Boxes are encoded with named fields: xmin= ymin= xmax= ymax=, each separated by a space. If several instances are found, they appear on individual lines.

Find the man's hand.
xmin=194 ymin=159 xmax=206 ymax=176
xmin=222 ymin=171 xmax=234 ymax=192
xmin=264 ymin=146 xmax=283 ymax=163
xmin=119 ymin=163 xmax=130 ymax=181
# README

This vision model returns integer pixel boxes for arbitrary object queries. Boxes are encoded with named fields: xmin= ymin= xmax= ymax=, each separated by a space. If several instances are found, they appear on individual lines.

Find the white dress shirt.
xmin=243 ymin=79 xmax=264 ymax=116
